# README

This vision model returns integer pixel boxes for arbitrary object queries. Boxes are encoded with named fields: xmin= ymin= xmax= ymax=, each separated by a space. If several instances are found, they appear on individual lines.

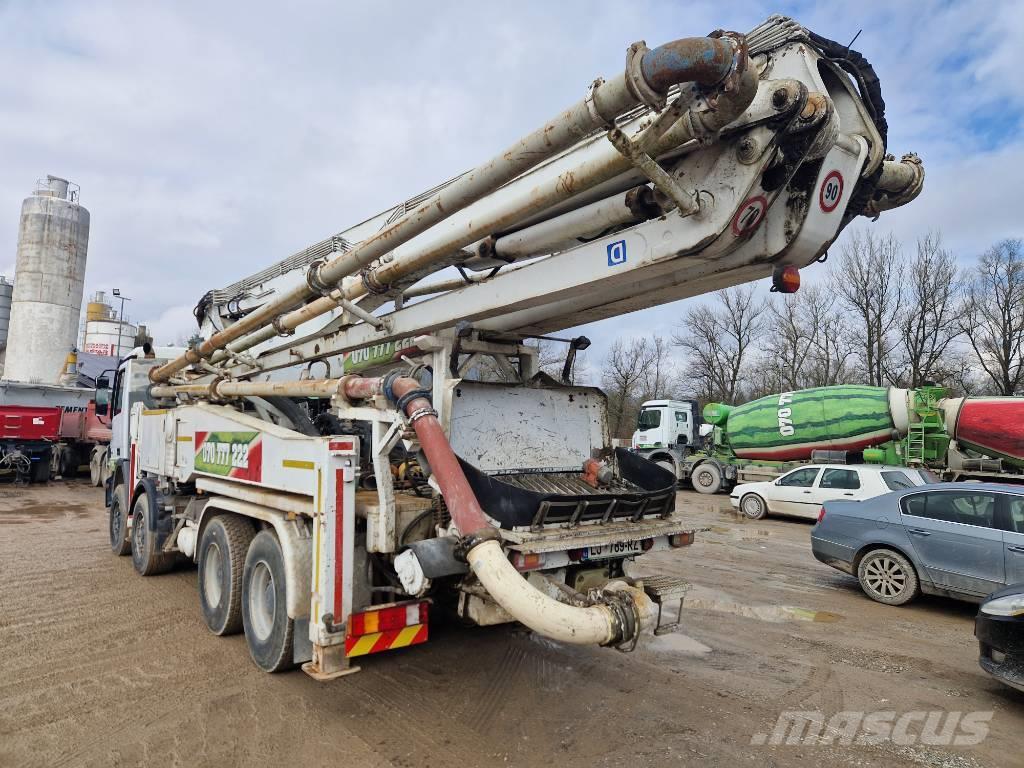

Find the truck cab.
xmin=632 ymin=400 xmax=701 ymax=477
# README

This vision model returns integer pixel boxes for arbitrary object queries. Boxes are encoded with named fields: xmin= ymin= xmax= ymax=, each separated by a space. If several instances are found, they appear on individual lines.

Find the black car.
xmin=976 ymin=583 xmax=1024 ymax=693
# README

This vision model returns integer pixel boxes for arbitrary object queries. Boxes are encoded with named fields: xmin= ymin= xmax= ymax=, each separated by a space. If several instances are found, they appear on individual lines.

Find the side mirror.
xmin=95 ymin=380 xmax=110 ymax=417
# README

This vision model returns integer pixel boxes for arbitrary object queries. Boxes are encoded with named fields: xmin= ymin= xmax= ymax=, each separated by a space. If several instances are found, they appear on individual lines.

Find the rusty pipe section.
xmin=151 ymin=378 xmax=350 ymax=401
xmin=152 ymin=32 xmax=748 ymax=382
xmin=639 ymin=34 xmax=745 ymax=93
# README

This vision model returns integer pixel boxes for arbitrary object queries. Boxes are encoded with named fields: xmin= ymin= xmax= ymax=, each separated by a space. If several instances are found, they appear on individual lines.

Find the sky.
xmin=1 ymin=0 xmax=1022 ymax=377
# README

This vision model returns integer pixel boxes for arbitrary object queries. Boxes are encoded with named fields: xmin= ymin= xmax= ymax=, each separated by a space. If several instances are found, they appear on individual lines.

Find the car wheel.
xmin=857 ymin=549 xmax=920 ymax=606
xmin=740 ymin=493 xmax=767 ymax=520
xmin=692 ymin=463 xmax=722 ymax=495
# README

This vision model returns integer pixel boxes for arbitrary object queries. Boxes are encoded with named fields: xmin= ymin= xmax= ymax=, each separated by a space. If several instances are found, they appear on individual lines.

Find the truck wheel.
xmin=131 ymin=491 xmax=175 ymax=576
xmin=740 ymin=493 xmax=767 ymax=520
xmin=857 ymin=549 xmax=920 ymax=606
xmin=109 ymin=483 xmax=131 ymax=556
xmin=90 ymin=448 xmax=107 ymax=487
xmin=30 ymin=457 xmax=50 ymax=484
xmin=242 ymin=530 xmax=295 ymax=673
xmin=198 ymin=515 xmax=255 ymax=636
xmin=59 ymin=448 xmax=77 ymax=479
xmin=692 ymin=462 xmax=722 ymax=495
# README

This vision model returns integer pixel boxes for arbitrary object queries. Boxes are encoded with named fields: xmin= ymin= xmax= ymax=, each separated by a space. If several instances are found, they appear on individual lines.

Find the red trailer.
xmin=0 ymin=405 xmax=62 ymax=482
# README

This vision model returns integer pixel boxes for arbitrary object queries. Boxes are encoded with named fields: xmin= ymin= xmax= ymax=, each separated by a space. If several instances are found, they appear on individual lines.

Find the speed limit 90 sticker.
xmin=731 ymin=195 xmax=768 ymax=237
xmin=819 ymin=170 xmax=844 ymax=213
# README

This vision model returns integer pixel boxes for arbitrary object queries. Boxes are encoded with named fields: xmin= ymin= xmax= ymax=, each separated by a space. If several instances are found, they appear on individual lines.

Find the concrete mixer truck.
xmin=98 ymin=15 xmax=924 ymax=679
xmin=637 ymin=385 xmax=1024 ymax=494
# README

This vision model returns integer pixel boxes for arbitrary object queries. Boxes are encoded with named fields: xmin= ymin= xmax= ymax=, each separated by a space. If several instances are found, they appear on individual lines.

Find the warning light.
xmin=772 ymin=264 xmax=800 ymax=294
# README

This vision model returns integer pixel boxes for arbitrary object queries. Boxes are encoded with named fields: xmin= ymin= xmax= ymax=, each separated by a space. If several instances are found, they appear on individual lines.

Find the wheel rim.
xmin=132 ymin=511 xmax=145 ymax=554
xmin=696 ymin=470 xmax=713 ymax=488
xmin=248 ymin=561 xmax=276 ymax=641
xmin=864 ymin=556 xmax=907 ymax=598
xmin=109 ymin=502 xmax=122 ymax=545
xmin=203 ymin=542 xmax=224 ymax=608
xmin=742 ymin=496 xmax=762 ymax=517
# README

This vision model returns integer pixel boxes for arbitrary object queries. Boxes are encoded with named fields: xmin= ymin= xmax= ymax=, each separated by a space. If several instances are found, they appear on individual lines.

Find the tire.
xmin=30 ymin=457 xmax=50 ymax=483
xmin=59 ymin=448 xmax=77 ymax=479
xmin=90 ymin=448 xmax=107 ymax=487
xmin=692 ymin=462 xmax=723 ymax=495
xmin=109 ymin=483 xmax=132 ymax=556
xmin=131 ymin=491 xmax=175 ymax=576
xmin=198 ymin=514 xmax=255 ymax=636
xmin=242 ymin=530 xmax=295 ymax=673
xmin=740 ymin=493 xmax=767 ymax=520
xmin=857 ymin=548 xmax=920 ymax=606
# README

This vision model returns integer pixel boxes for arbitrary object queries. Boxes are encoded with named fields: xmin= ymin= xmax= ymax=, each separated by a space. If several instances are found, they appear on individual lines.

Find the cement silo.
xmin=4 ymin=176 xmax=89 ymax=383
xmin=0 ymin=277 xmax=13 ymax=350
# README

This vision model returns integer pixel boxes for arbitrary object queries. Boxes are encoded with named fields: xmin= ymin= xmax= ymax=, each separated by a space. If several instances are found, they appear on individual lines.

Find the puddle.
xmin=0 ymin=504 xmax=93 ymax=524
xmin=647 ymin=632 xmax=712 ymax=655
xmin=685 ymin=595 xmax=841 ymax=623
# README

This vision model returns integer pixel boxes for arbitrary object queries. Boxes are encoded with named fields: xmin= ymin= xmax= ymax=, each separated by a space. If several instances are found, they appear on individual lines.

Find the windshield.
xmin=637 ymin=409 xmax=661 ymax=430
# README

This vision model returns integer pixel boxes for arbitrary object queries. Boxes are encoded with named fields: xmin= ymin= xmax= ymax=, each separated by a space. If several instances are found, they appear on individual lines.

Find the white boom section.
xmin=190 ymin=20 xmax=919 ymax=384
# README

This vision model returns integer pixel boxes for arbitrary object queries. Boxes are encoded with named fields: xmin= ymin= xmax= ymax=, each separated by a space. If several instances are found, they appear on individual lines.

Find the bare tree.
xmin=832 ymin=230 xmax=904 ymax=386
xmin=802 ymin=286 xmax=856 ymax=388
xmin=895 ymin=233 xmax=963 ymax=388
xmin=673 ymin=285 xmax=765 ymax=404
xmin=639 ymin=335 xmax=675 ymax=402
xmin=753 ymin=283 xmax=854 ymax=396
xmin=961 ymin=239 xmax=1024 ymax=395
xmin=602 ymin=337 xmax=656 ymax=437
xmin=760 ymin=292 xmax=818 ymax=392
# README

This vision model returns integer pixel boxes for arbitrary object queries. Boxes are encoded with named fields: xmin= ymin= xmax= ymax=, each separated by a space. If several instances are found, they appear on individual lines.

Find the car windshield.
xmin=637 ymin=409 xmax=661 ymax=429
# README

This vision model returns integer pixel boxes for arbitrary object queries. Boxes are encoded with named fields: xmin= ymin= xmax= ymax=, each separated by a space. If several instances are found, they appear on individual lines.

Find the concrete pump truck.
xmin=98 ymin=16 xmax=924 ymax=679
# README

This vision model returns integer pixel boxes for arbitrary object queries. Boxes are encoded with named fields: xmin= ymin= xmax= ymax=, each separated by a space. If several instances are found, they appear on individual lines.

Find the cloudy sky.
xmin=1 ymin=0 xmax=1022 ymax=371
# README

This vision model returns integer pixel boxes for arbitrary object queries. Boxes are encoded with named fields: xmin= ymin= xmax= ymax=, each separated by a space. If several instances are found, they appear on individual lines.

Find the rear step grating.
xmin=641 ymin=576 xmax=691 ymax=636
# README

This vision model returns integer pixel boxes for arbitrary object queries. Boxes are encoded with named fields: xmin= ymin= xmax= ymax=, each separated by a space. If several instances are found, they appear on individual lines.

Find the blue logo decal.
xmin=607 ymin=240 xmax=627 ymax=267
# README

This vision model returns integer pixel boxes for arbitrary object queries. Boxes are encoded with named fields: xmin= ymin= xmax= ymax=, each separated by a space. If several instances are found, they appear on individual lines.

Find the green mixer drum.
xmin=723 ymin=385 xmax=895 ymax=460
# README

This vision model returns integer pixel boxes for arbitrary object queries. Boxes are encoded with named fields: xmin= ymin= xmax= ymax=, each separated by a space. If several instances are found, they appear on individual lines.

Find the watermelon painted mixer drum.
xmin=703 ymin=386 xmax=910 ymax=461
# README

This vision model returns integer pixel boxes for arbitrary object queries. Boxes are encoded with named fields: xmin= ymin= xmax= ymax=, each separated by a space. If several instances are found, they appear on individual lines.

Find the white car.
xmin=729 ymin=464 xmax=936 ymax=520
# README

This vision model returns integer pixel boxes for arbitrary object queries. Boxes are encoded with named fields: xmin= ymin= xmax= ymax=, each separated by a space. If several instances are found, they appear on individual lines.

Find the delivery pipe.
xmin=150 ymin=33 xmax=747 ymax=382
xmin=218 ymin=62 xmax=758 ymax=369
xmin=475 ymin=186 xmax=663 ymax=264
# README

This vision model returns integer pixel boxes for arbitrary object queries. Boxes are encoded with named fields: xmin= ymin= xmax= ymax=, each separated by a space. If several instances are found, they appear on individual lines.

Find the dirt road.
xmin=1 ymin=481 xmax=1020 ymax=767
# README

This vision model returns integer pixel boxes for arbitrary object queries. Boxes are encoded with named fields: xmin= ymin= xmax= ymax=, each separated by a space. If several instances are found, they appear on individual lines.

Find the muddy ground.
xmin=0 ymin=481 xmax=1020 ymax=767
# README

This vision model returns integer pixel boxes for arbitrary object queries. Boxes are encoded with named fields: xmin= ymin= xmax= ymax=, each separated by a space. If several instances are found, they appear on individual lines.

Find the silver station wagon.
xmin=811 ymin=483 xmax=1024 ymax=605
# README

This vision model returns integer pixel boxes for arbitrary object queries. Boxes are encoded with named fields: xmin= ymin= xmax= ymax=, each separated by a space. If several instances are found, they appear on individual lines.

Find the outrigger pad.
xmin=457 ymin=448 xmax=677 ymax=529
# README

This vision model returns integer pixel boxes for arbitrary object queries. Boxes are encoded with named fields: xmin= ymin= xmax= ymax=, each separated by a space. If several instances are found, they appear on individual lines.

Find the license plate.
xmin=584 ymin=540 xmax=646 ymax=560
